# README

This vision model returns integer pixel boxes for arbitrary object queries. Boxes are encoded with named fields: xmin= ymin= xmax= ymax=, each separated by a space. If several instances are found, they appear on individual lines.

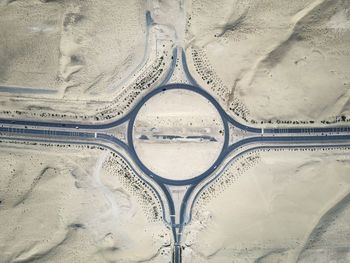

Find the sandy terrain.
xmin=133 ymin=89 xmax=224 ymax=180
xmin=184 ymin=147 xmax=350 ymax=262
xmin=186 ymin=0 xmax=350 ymax=126
xmin=0 ymin=0 xmax=184 ymax=123
xmin=0 ymin=0 xmax=160 ymax=123
xmin=1 ymin=1 xmax=350 ymax=262
xmin=0 ymin=142 xmax=171 ymax=262
xmin=0 ymin=0 xmax=145 ymax=97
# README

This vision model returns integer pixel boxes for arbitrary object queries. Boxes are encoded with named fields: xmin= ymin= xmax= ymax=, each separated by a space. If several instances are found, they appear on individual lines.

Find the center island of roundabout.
xmin=130 ymin=84 xmax=227 ymax=182
xmin=1 ymin=48 xmax=350 ymax=263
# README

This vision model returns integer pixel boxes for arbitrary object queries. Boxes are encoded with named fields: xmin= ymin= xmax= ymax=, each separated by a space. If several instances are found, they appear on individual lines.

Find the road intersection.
xmin=1 ymin=47 xmax=350 ymax=263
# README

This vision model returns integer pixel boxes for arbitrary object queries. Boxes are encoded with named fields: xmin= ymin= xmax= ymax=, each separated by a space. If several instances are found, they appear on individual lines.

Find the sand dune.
xmin=0 ymin=0 xmax=145 ymax=99
xmin=0 ymin=143 xmax=170 ymax=262
xmin=186 ymin=0 xmax=350 ymax=125
xmin=184 ymin=148 xmax=350 ymax=262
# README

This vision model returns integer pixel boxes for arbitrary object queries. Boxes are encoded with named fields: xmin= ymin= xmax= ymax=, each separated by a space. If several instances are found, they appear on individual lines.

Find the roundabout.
xmin=1 ymin=49 xmax=350 ymax=263
xmin=127 ymin=83 xmax=229 ymax=185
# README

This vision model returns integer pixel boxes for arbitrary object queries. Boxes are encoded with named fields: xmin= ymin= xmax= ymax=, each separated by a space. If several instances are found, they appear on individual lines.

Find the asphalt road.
xmin=1 ymin=48 xmax=350 ymax=263
xmin=1 ymin=83 xmax=350 ymax=186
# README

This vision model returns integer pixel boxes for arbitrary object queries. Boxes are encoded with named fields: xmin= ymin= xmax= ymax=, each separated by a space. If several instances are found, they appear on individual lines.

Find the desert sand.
xmin=0 ymin=142 xmax=170 ymax=262
xmin=0 ymin=0 xmax=176 ymax=123
xmin=186 ymin=0 xmax=350 ymax=126
xmin=0 ymin=0 xmax=145 ymax=97
xmin=0 ymin=0 xmax=350 ymax=262
xmin=184 ymin=147 xmax=350 ymax=262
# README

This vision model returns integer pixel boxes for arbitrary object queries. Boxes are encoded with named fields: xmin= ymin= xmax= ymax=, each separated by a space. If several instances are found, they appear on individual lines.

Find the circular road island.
xmin=131 ymin=86 xmax=226 ymax=181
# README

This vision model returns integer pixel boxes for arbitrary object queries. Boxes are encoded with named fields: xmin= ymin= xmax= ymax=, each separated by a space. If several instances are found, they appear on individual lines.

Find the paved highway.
xmin=1 ymin=83 xmax=350 ymax=186
xmin=1 ymin=48 xmax=350 ymax=263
